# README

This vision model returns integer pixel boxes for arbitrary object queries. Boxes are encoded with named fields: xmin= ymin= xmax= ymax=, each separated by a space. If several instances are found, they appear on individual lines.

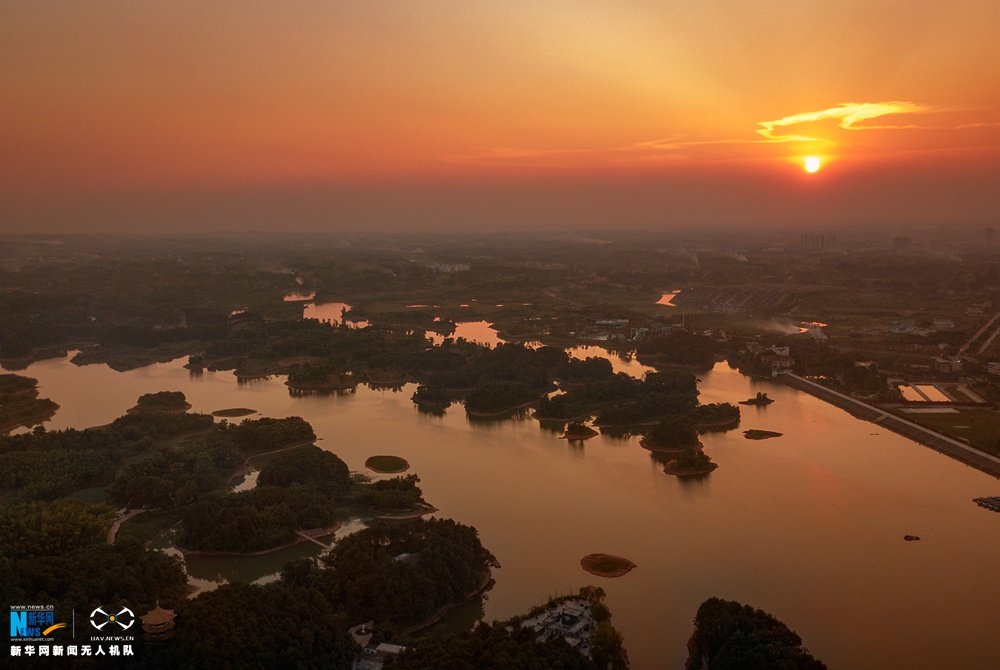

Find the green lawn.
xmin=901 ymin=408 xmax=1000 ymax=457
xmin=364 ymin=455 xmax=410 ymax=473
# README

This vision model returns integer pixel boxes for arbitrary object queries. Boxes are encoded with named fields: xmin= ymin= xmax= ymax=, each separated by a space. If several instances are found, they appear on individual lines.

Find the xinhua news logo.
xmin=9 ymin=606 xmax=66 ymax=639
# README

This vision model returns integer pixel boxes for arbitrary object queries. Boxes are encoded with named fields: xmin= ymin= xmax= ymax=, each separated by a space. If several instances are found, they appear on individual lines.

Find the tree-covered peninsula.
xmin=686 ymin=598 xmax=827 ymax=670
xmin=0 ymin=373 xmax=59 ymax=433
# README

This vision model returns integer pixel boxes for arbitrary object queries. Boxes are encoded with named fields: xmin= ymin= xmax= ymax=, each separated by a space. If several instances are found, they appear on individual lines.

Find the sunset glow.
xmin=1 ymin=1 xmax=998 ymax=232
xmin=804 ymin=157 xmax=822 ymax=173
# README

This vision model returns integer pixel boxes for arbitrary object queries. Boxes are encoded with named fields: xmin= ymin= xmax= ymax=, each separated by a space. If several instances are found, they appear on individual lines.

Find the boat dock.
xmin=973 ymin=496 xmax=1000 ymax=512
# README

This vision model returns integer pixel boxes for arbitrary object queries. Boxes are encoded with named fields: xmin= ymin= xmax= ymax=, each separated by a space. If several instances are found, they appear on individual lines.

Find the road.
xmin=960 ymin=310 xmax=1000 ymax=358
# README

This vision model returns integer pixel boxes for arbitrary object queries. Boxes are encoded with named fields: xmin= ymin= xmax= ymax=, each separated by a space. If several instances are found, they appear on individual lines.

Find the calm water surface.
xmin=302 ymin=302 xmax=369 ymax=328
xmin=15 ymin=353 xmax=1000 ymax=670
xmin=429 ymin=321 xmax=504 ymax=347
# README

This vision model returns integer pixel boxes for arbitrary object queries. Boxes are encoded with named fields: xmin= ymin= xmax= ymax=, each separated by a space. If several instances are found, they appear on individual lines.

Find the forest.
xmin=0 ymin=499 xmax=189 ymax=632
xmin=0 ymin=406 xmax=215 ymax=500
xmin=536 ymin=370 xmax=700 ymax=427
xmin=686 ymin=597 xmax=827 ymax=670
xmin=2 ymin=395 xmax=435 ymax=554
xmin=634 ymin=330 xmax=719 ymax=368
xmin=124 ymin=519 xmax=496 ymax=669
xmin=0 ymin=373 xmax=59 ymax=432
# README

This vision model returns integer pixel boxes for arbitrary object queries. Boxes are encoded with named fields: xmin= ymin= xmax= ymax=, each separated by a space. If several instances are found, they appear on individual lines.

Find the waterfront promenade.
xmin=778 ymin=373 xmax=1000 ymax=479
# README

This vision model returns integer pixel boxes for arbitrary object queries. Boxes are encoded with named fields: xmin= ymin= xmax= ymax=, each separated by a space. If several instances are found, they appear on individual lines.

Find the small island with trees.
xmin=365 ymin=454 xmax=410 ymax=473
xmin=663 ymin=447 xmax=718 ymax=476
xmin=563 ymin=422 xmax=599 ymax=440
xmin=739 ymin=392 xmax=774 ymax=406
xmin=127 ymin=390 xmax=192 ymax=414
xmin=744 ymin=429 xmax=783 ymax=440
xmin=581 ymin=553 xmax=636 ymax=578
xmin=640 ymin=416 xmax=701 ymax=452
xmin=211 ymin=407 xmax=257 ymax=417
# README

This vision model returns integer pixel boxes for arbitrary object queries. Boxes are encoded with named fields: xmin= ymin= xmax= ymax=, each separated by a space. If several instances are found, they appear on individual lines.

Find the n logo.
xmin=10 ymin=610 xmax=28 ymax=637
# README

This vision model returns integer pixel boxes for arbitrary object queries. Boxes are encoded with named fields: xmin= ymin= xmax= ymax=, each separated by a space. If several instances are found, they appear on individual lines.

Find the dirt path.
xmin=107 ymin=509 xmax=147 ymax=544
xmin=228 ymin=440 xmax=316 ymax=484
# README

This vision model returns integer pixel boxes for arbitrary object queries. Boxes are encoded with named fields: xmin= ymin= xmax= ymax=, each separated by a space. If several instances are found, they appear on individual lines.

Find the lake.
xmin=13 ymin=350 xmax=1000 ymax=669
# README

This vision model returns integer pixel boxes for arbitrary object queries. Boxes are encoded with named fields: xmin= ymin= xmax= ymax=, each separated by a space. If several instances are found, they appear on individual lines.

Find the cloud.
xmin=448 ymin=101 xmax=987 ymax=164
xmin=756 ymin=101 xmax=926 ymax=141
xmin=628 ymin=101 xmax=931 ymax=154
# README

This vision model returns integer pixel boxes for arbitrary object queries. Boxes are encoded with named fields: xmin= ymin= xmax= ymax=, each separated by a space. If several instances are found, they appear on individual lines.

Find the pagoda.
xmin=141 ymin=603 xmax=176 ymax=640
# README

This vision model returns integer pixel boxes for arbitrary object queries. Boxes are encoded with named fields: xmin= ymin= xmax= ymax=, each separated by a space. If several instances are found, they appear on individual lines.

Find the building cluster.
xmin=571 ymin=317 xmax=674 ymax=343
xmin=746 ymin=342 xmax=795 ymax=372
xmin=350 ymin=622 xmax=406 ymax=670
xmin=854 ymin=319 xmax=955 ymax=338
xmin=512 ymin=598 xmax=598 ymax=657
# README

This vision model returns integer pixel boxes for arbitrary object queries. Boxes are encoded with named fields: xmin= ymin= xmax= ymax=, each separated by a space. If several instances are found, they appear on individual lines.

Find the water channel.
xmin=12 ymin=341 xmax=1000 ymax=669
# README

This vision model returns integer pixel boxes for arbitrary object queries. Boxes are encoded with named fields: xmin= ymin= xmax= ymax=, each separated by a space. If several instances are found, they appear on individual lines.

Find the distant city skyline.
xmin=2 ymin=1 xmax=998 ymax=233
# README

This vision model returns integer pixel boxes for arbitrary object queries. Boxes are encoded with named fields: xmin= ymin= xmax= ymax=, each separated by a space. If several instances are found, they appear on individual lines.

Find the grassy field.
xmin=364 ymin=455 xmax=410 ymax=473
xmin=58 ymin=487 xmax=111 ymax=505
xmin=900 ymin=408 xmax=1000 ymax=457
xmin=115 ymin=507 xmax=185 ymax=545
xmin=211 ymin=407 xmax=257 ymax=417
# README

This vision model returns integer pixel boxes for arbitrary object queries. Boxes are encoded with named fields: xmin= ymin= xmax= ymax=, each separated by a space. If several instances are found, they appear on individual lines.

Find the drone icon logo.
xmin=89 ymin=606 xmax=135 ymax=631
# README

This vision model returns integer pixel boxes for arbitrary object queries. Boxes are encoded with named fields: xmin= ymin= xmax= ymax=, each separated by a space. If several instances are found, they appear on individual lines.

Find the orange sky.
xmin=2 ymin=1 xmax=998 ymax=232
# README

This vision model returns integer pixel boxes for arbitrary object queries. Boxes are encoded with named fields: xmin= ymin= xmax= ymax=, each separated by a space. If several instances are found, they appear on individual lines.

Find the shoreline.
xmin=374 ymin=502 xmax=438 ymax=520
xmin=400 ymin=566 xmax=494 ymax=636
xmin=0 ymin=408 xmax=59 ymax=434
xmin=465 ymin=400 xmax=537 ymax=418
xmin=696 ymin=417 xmax=741 ymax=429
xmin=639 ymin=437 xmax=702 ymax=453
xmin=778 ymin=372 xmax=1000 ymax=479
xmin=285 ymin=379 xmax=359 ymax=391
xmin=227 ymin=440 xmax=316 ymax=485
xmin=561 ymin=429 xmax=598 ymax=440
xmin=663 ymin=461 xmax=718 ymax=477
xmin=126 ymin=402 xmax=192 ymax=415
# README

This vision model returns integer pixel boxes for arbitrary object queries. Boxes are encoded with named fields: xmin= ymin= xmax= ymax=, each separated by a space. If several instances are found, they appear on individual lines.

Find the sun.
xmin=804 ymin=156 xmax=822 ymax=173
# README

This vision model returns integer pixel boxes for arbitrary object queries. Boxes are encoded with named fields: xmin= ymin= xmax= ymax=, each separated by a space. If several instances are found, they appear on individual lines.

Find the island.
xmin=127 ymin=390 xmax=192 ymax=414
xmin=739 ymin=391 xmax=774 ymax=406
xmin=663 ymin=447 xmax=718 ymax=476
xmin=563 ymin=422 xmax=599 ymax=440
xmin=639 ymin=416 xmax=701 ymax=452
xmin=411 ymin=384 xmax=452 ymax=411
xmin=744 ymin=429 xmax=783 ymax=440
xmin=211 ymin=407 xmax=257 ymax=417
xmin=581 ymin=553 xmax=637 ymax=578
xmin=365 ymin=454 xmax=411 ymax=473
